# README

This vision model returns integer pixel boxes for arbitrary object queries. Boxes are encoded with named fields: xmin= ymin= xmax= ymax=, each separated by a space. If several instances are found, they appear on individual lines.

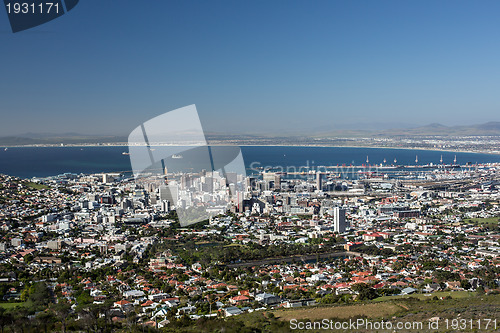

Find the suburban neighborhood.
xmin=0 ymin=162 xmax=498 ymax=331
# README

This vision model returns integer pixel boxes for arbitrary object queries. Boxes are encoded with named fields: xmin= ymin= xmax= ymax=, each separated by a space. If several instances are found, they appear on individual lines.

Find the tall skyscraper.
xmin=246 ymin=177 xmax=257 ymax=191
xmin=201 ymin=177 xmax=213 ymax=192
xmin=263 ymin=172 xmax=281 ymax=190
xmin=161 ymin=200 xmax=170 ymax=212
xmin=159 ymin=184 xmax=178 ymax=204
xmin=225 ymin=172 xmax=237 ymax=186
xmin=316 ymin=172 xmax=323 ymax=191
xmin=159 ymin=185 xmax=169 ymax=201
xmin=181 ymin=175 xmax=192 ymax=189
xmin=333 ymin=207 xmax=347 ymax=233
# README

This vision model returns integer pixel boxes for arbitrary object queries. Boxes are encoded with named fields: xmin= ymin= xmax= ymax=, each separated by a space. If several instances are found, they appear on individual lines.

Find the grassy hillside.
xmin=160 ymin=293 xmax=499 ymax=332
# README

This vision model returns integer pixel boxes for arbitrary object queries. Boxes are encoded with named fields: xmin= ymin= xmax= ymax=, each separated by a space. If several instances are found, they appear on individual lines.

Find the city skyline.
xmin=1 ymin=2 xmax=499 ymax=330
xmin=1 ymin=1 xmax=500 ymax=136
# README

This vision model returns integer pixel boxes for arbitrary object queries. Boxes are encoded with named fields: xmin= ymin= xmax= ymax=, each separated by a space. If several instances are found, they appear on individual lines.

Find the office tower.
xmin=169 ymin=184 xmax=179 ymax=203
xmin=201 ymin=176 xmax=214 ymax=192
xmin=161 ymin=200 xmax=170 ymax=212
xmin=263 ymin=172 xmax=281 ymax=190
xmin=225 ymin=172 xmax=237 ymax=185
xmin=333 ymin=207 xmax=347 ymax=233
xmin=316 ymin=172 xmax=323 ymax=191
xmin=181 ymin=174 xmax=192 ymax=189
xmin=159 ymin=184 xmax=178 ymax=203
xmin=246 ymin=177 xmax=257 ymax=191
xmin=159 ymin=185 xmax=169 ymax=201
xmin=102 ymin=174 xmax=112 ymax=184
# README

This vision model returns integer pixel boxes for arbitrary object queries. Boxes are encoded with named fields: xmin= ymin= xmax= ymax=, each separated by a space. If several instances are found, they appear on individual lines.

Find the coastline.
xmin=236 ymin=144 xmax=500 ymax=156
xmin=2 ymin=143 xmax=499 ymax=156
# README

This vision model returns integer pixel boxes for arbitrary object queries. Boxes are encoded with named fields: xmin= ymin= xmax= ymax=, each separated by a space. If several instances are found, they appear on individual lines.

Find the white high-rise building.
xmin=161 ymin=200 xmax=170 ymax=212
xmin=333 ymin=207 xmax=347 ymax=233
xmin=159 ymin=185 xmax=169 ymax=201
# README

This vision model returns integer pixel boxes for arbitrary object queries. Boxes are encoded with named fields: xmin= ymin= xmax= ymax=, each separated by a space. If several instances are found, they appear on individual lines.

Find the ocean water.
xmin=0 ymin=145 xmax=498 ymax=178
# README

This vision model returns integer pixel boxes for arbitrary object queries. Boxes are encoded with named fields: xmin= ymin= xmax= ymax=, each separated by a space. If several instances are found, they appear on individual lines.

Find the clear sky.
xmin=1 ymin=0 xmax=500 ymax=136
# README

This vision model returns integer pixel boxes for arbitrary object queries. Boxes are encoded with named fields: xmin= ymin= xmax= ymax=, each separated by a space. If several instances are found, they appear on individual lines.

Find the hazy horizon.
xmin=2 ymin=1 xmax=500 ymax=136
xmin=2 ymin=120 xmax=499 ymax=138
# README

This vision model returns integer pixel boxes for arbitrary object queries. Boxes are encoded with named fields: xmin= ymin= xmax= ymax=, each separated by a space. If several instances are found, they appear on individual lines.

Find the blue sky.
xmin=1 ymin=0 xmax=500 ymax=136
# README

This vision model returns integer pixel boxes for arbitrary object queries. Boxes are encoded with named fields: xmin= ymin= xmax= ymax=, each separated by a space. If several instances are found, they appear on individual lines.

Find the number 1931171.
xmin=444 ymin=319 xmax=497 ymax=330
xmin=5 ymin=2 xmax=59 ymax=14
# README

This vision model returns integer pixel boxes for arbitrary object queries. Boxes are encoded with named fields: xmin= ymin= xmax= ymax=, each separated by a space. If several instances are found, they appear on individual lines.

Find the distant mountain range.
xmin=306 ymin=121 xmax=500 ymax=138
xmin=0 ymin=122 xmax=499 ymax=146
xmin=377 ymin=121 xmax=500 ymax=137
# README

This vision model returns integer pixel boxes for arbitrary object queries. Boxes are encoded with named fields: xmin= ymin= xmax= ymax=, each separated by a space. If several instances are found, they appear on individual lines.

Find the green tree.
xmin=29 ymin=282 xmax=51 ymax=308
xmin=351 ymin=283 xmax=378 ymax=301
xmin=53 ymin=299 xmax=72 ymax=333
xmin=35 ymin=311 xmax=54 ymax=333
xmin=0 ymin=308 xmax=13 ymax=333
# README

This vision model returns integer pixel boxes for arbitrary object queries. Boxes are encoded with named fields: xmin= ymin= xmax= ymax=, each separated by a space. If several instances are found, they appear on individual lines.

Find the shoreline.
xmin=237 ymin=144 xmax=500 ymax=156
xmin=1 ymin=143 xmax=499 ymax=156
